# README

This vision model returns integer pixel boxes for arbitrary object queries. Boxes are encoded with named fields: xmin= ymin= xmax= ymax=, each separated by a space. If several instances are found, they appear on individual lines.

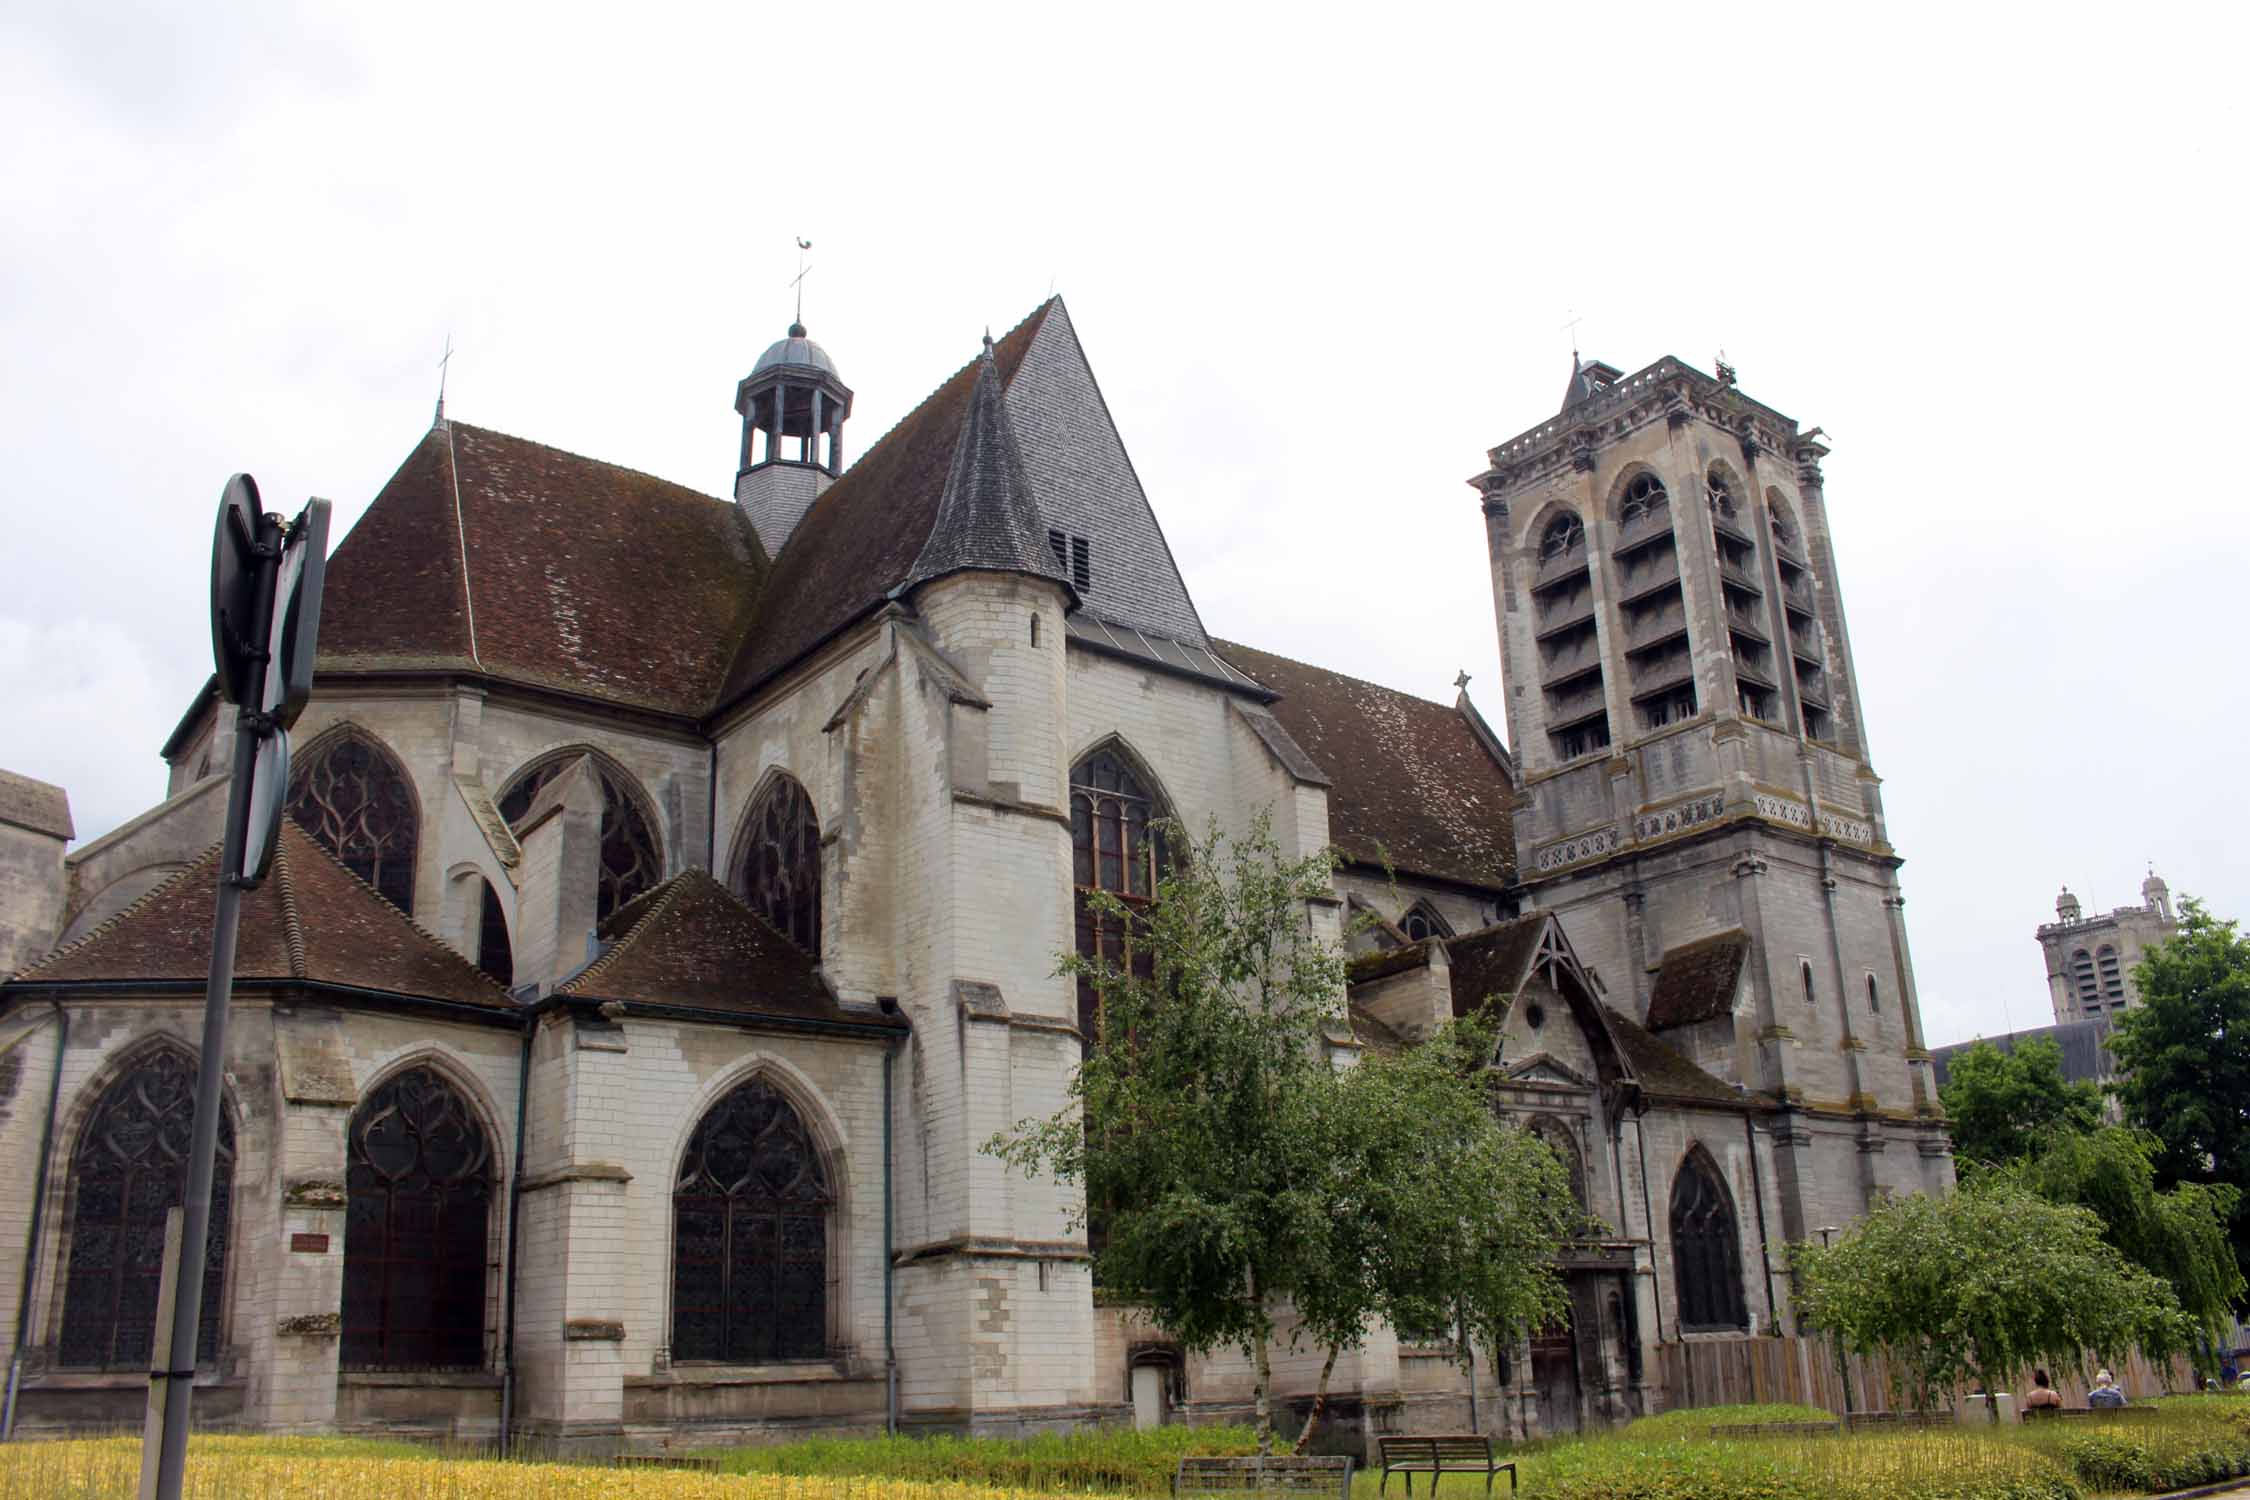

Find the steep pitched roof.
xmin=1603 ymin=1005 xmax=1759 ymax=1107
xmin=718 ymin=302 xmax=1054 ymax=704
xmin=905 ymin=342 xmax=1074 ymax=601
xmin=1444 ymin=913 xmax=1548 ymax=1016
xmin=8 ymin=822 xmax=513 ymax=1009
xmin=557 ymin=868 xmax=903 ymax=1031
xmin=0 ymin=770 xmax=72 ymax=840
xmin=1214 ymin=641 xmax=1516 ymax=891
xmin=317 ymin=422 xmax=765 ymax=716
xmin=1646 ymin=929 xmax=1751 ymax=1030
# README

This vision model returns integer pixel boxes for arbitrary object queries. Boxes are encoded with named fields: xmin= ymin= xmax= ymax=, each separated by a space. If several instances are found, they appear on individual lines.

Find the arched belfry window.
xmin=2070 ymin=948 xmax=2100 ymax=1011
xmin=1530 ymin=505 xmax=1611 ymax=763
xmin=1539 ymin=513 xmax=1585 ymax=562
xmin=1670 ymin=1149 xmax=1748 ymax=1332
xmin=1767 ymin=493 xmax=1829 ymax=739
xmin=672 ymin=1077 xmax=832 ymax=1363
xmin=343 ymin=1067 xmax=493 ymax=1371
xmin=286 ymin=729 xmax=419 ymax=912
xmin=1610 ymin=472 xmax=1697 ymax=734
xmin=2096 ymin=945 xmax=2124 ymax=1003
xmin=1618 ymin=472 xmax=1669 ymax=526
xmin=497 ymin=753 xmax=662 ymax=922
xmin=58 ymin=1047 xmax=233 ymax=1370
xmin=1071 ymin=748 xmax=1170 ymax=1047
xmin=734 ymin=774 xmax=821 ymax=953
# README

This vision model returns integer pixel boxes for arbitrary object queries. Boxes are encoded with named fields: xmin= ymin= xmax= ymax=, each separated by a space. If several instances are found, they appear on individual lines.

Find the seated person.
xmin=2023 ymin=1370 xmax=2065 ymax=1411
xmin=2086 ymin=1370 xmax=2126 ymax=1408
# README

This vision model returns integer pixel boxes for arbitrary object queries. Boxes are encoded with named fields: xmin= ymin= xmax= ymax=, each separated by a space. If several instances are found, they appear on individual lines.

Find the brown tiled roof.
xmin=717 ymin=301 xmax=1055 ymax=705
xmin=318 ymin=423 xmax=766 ymax=716
xmin=1213 ymin=641 xmax=1514 ymax=891
xmin=0 ymin=770 xmax=72 ymax=840
xmin=1347 ymin=940 xmax=1436 ymax=987
xmin=558 ymin=869 xmax=903 ymax=1030
xmin=1646 ymin=929 xmax=1751 ymax=1031
xmin=1444 ymin=914 xmax=1547 ymax=1018
xmin=1603 ymin=1004 xmax=1759 ymax=1108
xmin=8 ymin=822 xmax=513 ymax=1010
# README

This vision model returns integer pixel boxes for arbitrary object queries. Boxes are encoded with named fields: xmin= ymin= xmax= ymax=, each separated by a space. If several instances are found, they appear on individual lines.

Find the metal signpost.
xmin=142 ymin=477 xmax=329 ymax=1500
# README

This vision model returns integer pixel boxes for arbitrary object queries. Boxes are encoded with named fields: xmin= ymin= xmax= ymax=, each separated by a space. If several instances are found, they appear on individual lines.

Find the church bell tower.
xmin=734 ymin=322 xmax=853 ymax=556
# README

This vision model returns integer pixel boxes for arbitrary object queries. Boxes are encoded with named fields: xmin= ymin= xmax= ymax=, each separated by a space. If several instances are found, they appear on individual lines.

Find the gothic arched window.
xmin=58 ymin=1048 xmax=232 ymax=1370
xmin=1705 ymin=464 xmax=1739 ymax=519
xmin=497 ymin=754 xmax=663 ymax=922
xmin=2071 ymin=948 xmax=2100 ymax=1011
xmin=2096 ymin=945 xmax=2124 ymax=1003
xmin=1670 ymin=1149 xmax=1748 ymax=1332
xmin=1528 ymin=1116 xmax=1587 ymax=1216
xmin=343 ymin=1067 xmax=493 ymax=1371
xmin=1538 ymin=513 xmax=1585 ymax=563
xmin=734 ymin=775 xmax=820 ymax=953
xmin=1801 ymin=959 xmax=1816 ymax=1007
xmin=672 ymin=1077 xmax=831 ymax=1364
xmin=286 ymin=729 xmax=419 ymax=912
xmin=1071 ymin=748 xmax=1168 ymax=1048
xmin=1400 ymin=901 xmax=1454 ymax=944
xmin=1618 ymin=472 xmax=1669 ymax=527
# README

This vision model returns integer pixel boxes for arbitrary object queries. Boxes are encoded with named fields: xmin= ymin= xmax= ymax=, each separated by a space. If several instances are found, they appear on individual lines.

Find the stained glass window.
xmin=57 ymin=1048 xmax=232 ymax=1370
xmin=497 ymin=754 xmax=663 ymax=921
xmin=286 ymin=730 xmax=419 ymax=912
xmin=1070 ymin=749 xmax=1168 ymax=1050
xmin=1670 ymin=1149 xmax=1747 ymax=1332
xmin=672 ymin=1078 xmax=831 ymax=1363
xmin=343 ymin=1067 xmax=493 ymax=1371
xmin=735 ymin=776 xmax=820 ymax=953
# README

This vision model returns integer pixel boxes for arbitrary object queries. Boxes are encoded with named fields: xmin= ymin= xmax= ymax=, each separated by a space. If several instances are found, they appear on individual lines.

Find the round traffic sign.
xmin=210 ymin=474 xmax=265 ymax=707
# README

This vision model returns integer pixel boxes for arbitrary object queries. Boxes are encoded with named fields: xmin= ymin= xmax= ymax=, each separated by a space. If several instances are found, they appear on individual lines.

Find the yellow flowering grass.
xmin=0 ymin=1436 xmax=1100 ymax=1500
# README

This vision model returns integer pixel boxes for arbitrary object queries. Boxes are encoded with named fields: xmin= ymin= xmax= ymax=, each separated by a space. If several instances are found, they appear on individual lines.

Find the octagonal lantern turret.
xmin=734 ymin=321 xmax=855 ymax=556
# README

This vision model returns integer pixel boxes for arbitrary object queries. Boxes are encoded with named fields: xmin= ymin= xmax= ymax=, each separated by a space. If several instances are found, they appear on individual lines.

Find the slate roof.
xmin=1929 ymin=1019 xmax=2116 ymax=1091
xmin=0 ymin=770 xmax=72 ymax=840
xmin=1646 ymin=929 xmax=1751 ymax=1030
xmin=1603 ymin=1005 xmax=1758 ymax=1107
xmin=718 ymin=302 xmax=1054 ymax=704
xmin=318 ymin=422 xmax=765 ymax=716
xmin=558 ymin=868 xmax=903 ymax=1031
xmin=1213 ymin=641 xmax=1516 ymax=891
xmin=8 ymin=822 xmax=513 ymax=1009
xmin=904 ymin=340 xmax=1074 ymax=602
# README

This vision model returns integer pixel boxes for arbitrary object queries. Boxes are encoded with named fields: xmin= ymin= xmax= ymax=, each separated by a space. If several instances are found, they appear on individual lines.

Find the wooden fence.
xmin=1653 ymin=1337 xmax=2197 ymax=1415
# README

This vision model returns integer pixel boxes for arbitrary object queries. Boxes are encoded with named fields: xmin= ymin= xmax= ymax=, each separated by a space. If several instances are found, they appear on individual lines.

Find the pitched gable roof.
xmin=8 ymin=822 xmax=513 ymax=1010
xmin=905 ymin=342 xmax=1074 ymax=601
xmin=1603 ymin=1004 xmax=1759 ymax=1107
xmin=1646 ymin=928 xmax=1751 ymax=1031
xmin=318 ymin=423 xmax=765 ymax=716
xmin=1213 ymin=640 xmax=1516 ymax=890
xmin=1444 ymin=913 xmax=1549 ymax=1016
xmin=557 ymin=868 xmax=903 ymax=1032
xmin=717 ymin=303 xmax=1053 ymax=705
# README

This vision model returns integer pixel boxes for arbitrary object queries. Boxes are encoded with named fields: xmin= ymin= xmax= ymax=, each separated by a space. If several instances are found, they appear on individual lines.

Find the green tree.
xmin=1938 ymin=1034 xmax=2102 ymax=1168
xmin=2008 ymin=1127 xmax=2244 ymax=1358
xmin=2109 ymin=898 xmax=2250 ymax=1308
xmin=1790 ymin=1176 xmax=2192 ymax=1415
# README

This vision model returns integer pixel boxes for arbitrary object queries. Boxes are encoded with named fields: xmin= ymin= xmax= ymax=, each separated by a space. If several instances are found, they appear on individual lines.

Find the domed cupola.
xmin=734 ymin=320 xmax=855 ymax=556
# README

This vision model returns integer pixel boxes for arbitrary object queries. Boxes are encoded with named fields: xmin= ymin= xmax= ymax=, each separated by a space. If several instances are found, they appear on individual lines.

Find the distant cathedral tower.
xmin=2037 ymin=869 xmax=2179 ymax=1022
xmin=1472 ymin=353 xmax=1951 ymax=1233
xmin=735 ymin=321 xmax=854 ymax=554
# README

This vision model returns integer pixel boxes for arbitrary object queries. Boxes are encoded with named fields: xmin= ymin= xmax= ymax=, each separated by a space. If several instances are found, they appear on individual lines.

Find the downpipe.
xmin=881 ymin=1012 xmax=902 ymax=1435
xmin=498 ymin=1020 xmax=533 ymax=1450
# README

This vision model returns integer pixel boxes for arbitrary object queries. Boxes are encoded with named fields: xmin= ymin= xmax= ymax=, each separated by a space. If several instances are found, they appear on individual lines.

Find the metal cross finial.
xmin=1561 ymin=312 xmax=1583 ymax=359
xmin=1454 ymin=669 xmax=1472 ymax=692
xmin=434 ymin=334 xmax=454 ymax=425
xmin=789 ymin=238 xmax=813 ymax=328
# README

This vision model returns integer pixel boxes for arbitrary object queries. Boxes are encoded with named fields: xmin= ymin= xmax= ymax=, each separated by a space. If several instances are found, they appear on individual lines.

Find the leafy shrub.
xmin=702 ymin=1425 xmax=1261 ymax=1494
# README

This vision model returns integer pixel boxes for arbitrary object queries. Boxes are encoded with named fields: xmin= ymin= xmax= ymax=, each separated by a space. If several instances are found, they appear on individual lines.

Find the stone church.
xmin=0 ymin=298 xmax=1951 ymax=1449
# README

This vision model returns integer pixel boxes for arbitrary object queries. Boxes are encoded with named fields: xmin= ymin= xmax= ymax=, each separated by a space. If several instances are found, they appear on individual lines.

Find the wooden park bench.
xmin=1376 ymin=1435 xmax=1516 ymax=1497
xmin=613 ymin=1452 xmax=725 ymax=1471
xmin=1845 ymin=1410 xmax=1955 ymax=1430
xmin=2021 ymin=1405 xmax=2156 ymax=1422
xmin=1175 ymin=1455 xmax=1354 ymax=1500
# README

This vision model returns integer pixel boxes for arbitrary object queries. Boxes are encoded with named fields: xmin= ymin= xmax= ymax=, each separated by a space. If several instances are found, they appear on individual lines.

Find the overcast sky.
xmin=3 ymin=2 xmax=2243 ymax=1047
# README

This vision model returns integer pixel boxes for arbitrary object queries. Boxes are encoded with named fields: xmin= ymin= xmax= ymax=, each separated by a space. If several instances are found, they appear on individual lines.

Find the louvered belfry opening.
xmin=342 ymin=1067 xmax=494 ymax=1371
xmin=1768 ymin=495 xmax=1831 ymax=740
xmin=1531 ymin=509 xmax=1611 ymax=762
xmin=672 ymin=1078 xmax=832 ymax=1364
xmin=1707 ymin=466 xmax=1779 ymax=725
xmin=1669 ymin=1149 xmax=1748 ymax=1332
xmin=285 ymin=729 xmax=419 ymax=912
xmin=734 ymin=774 xmax=821 ymax=954
xmin=58 ymin=1047 xmax=232 ymax=1370
xmin=1612 ymin=472 xmax=1696 ymax=733
xmin=497 ymin=755 xmax=663 ymax=921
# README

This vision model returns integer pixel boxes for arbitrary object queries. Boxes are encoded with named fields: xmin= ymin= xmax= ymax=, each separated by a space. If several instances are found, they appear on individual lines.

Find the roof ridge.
xmin=1213 ymin=638 xmax=1457 ymax=713
xmin=561 ymin=868 xmax=693 ymax=994
xmin=6 ymin=844 xmax=221 ymax=984
xmin=280 ymin=823 xmax=511 ymax=998
xmin=446 ymin=420 xmax=729 ymax=510
xmin=274 ymin=835 xmax=309 ymax=978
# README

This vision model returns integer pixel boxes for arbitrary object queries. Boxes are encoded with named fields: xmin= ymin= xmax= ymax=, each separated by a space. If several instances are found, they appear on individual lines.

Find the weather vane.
xmin=434 ymin=333 xmax=454 ymax=424
xmin=789 ymin=237 xmax=813 ymax=327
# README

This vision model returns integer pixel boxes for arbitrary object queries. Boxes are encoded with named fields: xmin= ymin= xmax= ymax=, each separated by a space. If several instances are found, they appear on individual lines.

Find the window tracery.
xmin=58 ymin=1048 xmax=232 ymax=1370
xmin=1528 ymin=1115 xmax=1587 ymax=1215
xmin=1539 ymin=514 xmax=1584 ymax=562
xmin=286 ymin=730 xmax=419 ymax=912
xmin=1070 ymin=749 xmax=1167 ymax=1049
xmin=1618 ymin=473 xmax=1669 ymax=527
xmin=343 ymin=1067 xmax=493 ymax=1370
xmin=734 ymin=775 xmax=821 ymax=953
xmin=1670 ymin=1149 xmax=1747 ymax=1332
xmin=1400 ymin=902 xmax=1454 ymax=943
xmin=672 ymin=1078 xmax=831 ymax=1363
xmin=497 ymin=754 xmax=663 ymax=921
